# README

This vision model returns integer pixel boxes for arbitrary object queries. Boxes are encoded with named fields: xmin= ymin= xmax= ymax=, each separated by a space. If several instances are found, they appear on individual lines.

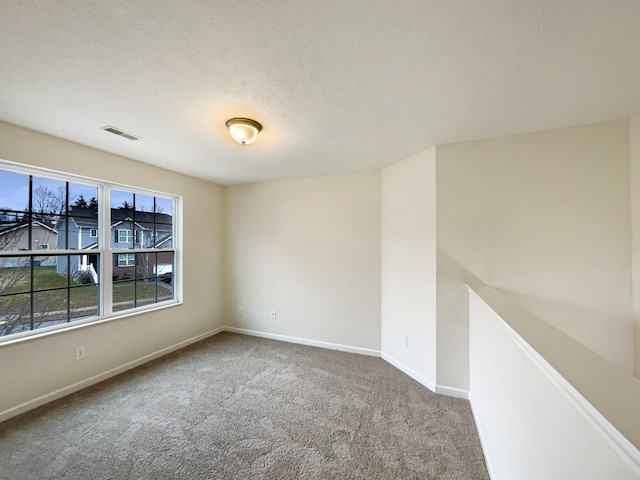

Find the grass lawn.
xmin=0 ymin=266 xmax=173 ymax=330
xmin=1 ymin=266 xmax=72 ymax=293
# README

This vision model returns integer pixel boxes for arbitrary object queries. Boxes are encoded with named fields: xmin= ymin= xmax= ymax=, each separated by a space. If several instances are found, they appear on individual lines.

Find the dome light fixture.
xmin=226 ymin=117 xmax=262 ymax=145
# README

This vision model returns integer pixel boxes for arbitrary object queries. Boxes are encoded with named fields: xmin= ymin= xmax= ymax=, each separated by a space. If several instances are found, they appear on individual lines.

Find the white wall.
xmin=469 ymin=287 xmax=640 ymax=480
xmin=224 ymin=172 xmax=381 ymax=351
xmin=631 ymin=113 xmax=640 ymax=379
xmin=436 ymin=121 xmax=634 ymax=391
xmin=381 ymin=148 xmax=437 ymax=389
xmin=0 ymin=122 xmax=225 ymax=420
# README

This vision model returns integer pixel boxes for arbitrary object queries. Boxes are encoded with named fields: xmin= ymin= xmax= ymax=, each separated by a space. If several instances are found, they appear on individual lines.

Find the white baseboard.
xmin=380 ymin=352 xmax=470 ymax=400
xmin=222 ymin=326 xmax=381 ymax=357
xmin=381 ymin=352 xmax=437 ymax=393
xmin=435 ymin=384 xmax=469 ymax=400
xmin=0 ymin=327 xmax=224 ymax=424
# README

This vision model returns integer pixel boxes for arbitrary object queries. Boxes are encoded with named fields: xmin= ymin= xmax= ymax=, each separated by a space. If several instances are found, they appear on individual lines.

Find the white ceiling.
xmin=1 ymin=1 xmax=640 ymax=185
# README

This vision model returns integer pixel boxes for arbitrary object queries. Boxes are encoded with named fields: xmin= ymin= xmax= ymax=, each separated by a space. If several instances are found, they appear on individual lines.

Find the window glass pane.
xmin=30 ymin=217 xmax=59 ymax=251
xmin=0 ymin=223 xmax=28 ymax=252
xmin=81 ymin=254 xmax=101 ymax=280
xmin=0 ymin=210 xmax=27 ymax=237
xmin=75 ymin=253 xmax=99 ymax=286
xmin=111 ymin=190 xmax=133 ymax=211
xmin=109 ymin=190 xmax=134 ymax=248
xmin=135 ymin=194 xmax=154 ymax=214
xmin=154 ymin=223 xmax=172 ymax=249
xmin=155 ymin=197 xmax=173 ymax=249
xmin=0 ymin=293 xmax=31 ymax=336
xmin=135 ymin=253 xmax=158 ymax=307
xmin=70 ymin=285 xmax=98 ymax=319
xmin=111 ymin=190 xmax=134 ymax=248
xmin=32 ymin=176 xmax=66 ymax=219
xmin=155 ymin=197 xmax=172 ymax=216
xmin=136 ymin=252 xmax=156 ymax=280
xmin=33 ymin=289 xmax=68 ymax=330
xmin=112 ymin=280 xmax=134 ymax=312
xmin=136 ymin=279 xmax=156 ymax=307
xmin=0 ymin=170 xmax=29 ymax=212
xmin=156 ymin=252 xmax=174 ymax=302
xmin=53 ymin=216 xmax=68 ymax=250
xmin=0 ymin=257 xmax=30 ymax=295
xmin=69 ymin=183 xmax=98 ymax=212
xmin=68 ymin=182 xmax=99 ymax=250
xmin=33 ymin=256 xmax=67 ymax=292
xmin=115 ymin=253 xmax=135 ymax=267
xmin=134 ymin=194 xmax=154 ymax=249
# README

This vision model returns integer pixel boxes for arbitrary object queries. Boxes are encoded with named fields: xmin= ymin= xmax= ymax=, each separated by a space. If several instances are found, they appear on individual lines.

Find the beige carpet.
xmin=0 ymin=332 xmax=488 ymax=479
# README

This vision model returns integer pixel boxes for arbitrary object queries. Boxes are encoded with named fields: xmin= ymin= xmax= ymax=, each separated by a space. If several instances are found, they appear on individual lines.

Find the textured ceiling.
xmin=1 ymin=1 xmax=640 ymax=185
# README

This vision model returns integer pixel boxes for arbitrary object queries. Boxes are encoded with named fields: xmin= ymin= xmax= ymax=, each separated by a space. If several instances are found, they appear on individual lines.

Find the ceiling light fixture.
xmin=226 ymin=117 xmax=262 ymax=145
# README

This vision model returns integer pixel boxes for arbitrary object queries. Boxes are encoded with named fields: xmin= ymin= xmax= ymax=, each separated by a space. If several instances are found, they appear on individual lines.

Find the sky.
xmin=0 ymin=170 xmax=172 ymax=216
xmin=0 ymin=170 xmax=96 ymax=212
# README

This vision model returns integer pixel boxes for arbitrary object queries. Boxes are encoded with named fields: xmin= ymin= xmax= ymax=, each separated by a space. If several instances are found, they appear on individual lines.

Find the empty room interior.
xmin=1 ymin=1 xmax=640 ymax=479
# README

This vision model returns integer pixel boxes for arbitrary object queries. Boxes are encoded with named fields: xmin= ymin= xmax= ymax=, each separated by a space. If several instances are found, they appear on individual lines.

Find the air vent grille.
xmin=101 ymin=125 xmax=142 ymax=141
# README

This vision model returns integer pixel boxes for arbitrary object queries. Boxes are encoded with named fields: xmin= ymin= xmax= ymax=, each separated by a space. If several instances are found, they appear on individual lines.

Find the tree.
xmin=88 ymin=197 xmax=98 ymax=209
xmin=31 ymin=185 xmax=66 ymax=227
xmin=72 ymin=194 xmax=88 ymax=208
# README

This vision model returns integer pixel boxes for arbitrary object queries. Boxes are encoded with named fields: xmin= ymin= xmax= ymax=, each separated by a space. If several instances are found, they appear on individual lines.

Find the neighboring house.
xmin=0 ymin=221 xmax=58 ymax=267
xmin=55 ymin=206 xmax=173 ymax=280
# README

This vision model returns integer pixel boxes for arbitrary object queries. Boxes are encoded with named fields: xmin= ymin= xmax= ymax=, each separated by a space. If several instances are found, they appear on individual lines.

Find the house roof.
xmin=0 ymin=220 xmax=58 ymax=236
xmin=65 ymin=207 xmax=172 ymax=231
xmin=154 ymin=234 xmax=172 ymax=249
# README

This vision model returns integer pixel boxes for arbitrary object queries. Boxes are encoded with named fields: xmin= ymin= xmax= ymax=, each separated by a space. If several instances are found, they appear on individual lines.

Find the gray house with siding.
xmin=55 ymin=206 xmax=173 ymax=281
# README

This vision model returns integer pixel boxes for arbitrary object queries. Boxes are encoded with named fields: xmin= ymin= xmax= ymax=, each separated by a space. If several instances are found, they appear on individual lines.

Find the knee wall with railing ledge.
xmin=467 ymin=285 xmax=640 ymax=479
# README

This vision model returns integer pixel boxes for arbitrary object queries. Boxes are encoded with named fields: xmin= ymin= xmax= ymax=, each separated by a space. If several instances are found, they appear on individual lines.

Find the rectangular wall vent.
xmin=100 ymin=125 xmax=142 ymax=141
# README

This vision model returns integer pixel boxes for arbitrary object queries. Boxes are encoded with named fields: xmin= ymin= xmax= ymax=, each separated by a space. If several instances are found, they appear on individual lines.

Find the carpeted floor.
xmin=0 ymin=332 xmax=488 ymax=479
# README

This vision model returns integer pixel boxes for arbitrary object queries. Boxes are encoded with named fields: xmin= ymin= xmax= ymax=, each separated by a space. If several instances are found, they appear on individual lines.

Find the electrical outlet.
xmin=238 ymin=306 xmax=244 ymax=317
xmin=75 ymin=346 xmax=86 ymax=361
xmin=402 ymin=335 xmax=409 ymax=348
xmin=270 ymin=309 xmax=277 ymax=319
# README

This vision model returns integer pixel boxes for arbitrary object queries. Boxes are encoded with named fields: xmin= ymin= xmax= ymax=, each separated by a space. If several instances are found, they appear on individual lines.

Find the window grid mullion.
xmin=0 ymin=164 xmax=178 ymax=342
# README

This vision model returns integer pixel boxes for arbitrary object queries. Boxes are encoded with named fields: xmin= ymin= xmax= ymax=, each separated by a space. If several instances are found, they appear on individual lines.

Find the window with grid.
xmin=117 ymin=229 xmax=133 ymax=243
xmin=110 ymin=189 xmax=175 ymax=313
xmin=0 ymin=163 xmax=179 ymax=341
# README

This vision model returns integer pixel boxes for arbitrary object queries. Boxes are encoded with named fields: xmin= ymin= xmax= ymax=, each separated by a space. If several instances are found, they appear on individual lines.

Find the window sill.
xmin=0 ymin=300 xmax=183 ymax=348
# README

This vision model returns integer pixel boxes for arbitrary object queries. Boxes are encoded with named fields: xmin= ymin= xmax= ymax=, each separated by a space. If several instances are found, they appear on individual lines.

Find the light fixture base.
xmin=226 ymin=117 xmax=262 ymax=145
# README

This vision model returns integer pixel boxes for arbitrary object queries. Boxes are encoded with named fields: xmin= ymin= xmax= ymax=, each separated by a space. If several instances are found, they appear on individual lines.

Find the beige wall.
xmin=224 ymin=172 xmax=381 ymax=350
xmin=0 ymin=122 xmax=225 ymax=418
xmin=381 ymin=148 xmax=437 ymax=386
xmin=436 ymin=120 xmax=634 ymax=390
xmin=631 ymin=114 xmax=640 ymax=379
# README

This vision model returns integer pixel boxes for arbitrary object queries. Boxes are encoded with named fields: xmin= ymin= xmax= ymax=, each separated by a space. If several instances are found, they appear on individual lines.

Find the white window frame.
xmin=117 ymin=229 xmax=133 ymax=243
xmin=116 ymin=253 xmax=135 ymax=267
xmin=89 ymin=228 xmax=98 ymax=238
xmin=0 ymin=159 xmax=182 ymax=345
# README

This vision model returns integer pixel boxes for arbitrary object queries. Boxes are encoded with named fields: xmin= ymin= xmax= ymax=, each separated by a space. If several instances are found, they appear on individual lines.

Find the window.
xmin=0 ymin=163 xmax=180 ymax=341
xmin=111 ymin=190 xmax=175 ymax=312
xmin=117 ymin=253 xmax=135 ymax=267
xmin=117 ymin=229 xmax=133 ymax=243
